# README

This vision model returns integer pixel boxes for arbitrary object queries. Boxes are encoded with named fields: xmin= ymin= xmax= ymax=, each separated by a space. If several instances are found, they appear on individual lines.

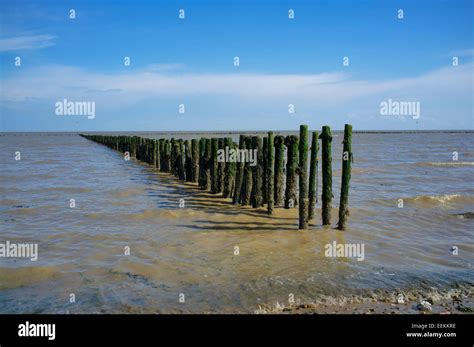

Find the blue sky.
xmin=0 ymin=0 xmax=472 ymax=131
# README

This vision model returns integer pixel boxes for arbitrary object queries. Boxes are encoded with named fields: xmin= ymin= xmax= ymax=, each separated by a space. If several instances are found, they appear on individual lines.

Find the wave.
xmin=405 ymin=194 xmax=474 ymax=206
xmin=417 ymin=161 xmax=474 ymax=167
xmin=254 ymin=283 xmax=474 ymax=314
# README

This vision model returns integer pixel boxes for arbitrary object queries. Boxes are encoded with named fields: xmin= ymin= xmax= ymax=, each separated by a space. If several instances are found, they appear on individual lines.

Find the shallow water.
xmin=0 ymin=132 xmax=473 ymax=313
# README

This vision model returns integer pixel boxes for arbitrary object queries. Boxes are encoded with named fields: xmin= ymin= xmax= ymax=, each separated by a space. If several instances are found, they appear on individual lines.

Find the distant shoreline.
xmin=1 ymin=130 xmax=473 ymax=135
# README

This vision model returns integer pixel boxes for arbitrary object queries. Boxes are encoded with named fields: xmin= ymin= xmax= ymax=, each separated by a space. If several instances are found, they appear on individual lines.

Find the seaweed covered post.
xmin=223 ymin=137 xmax=236 ymax=198
xmin=251 ymin=136 xmax=263 ymax=208
xmin=210 ymin=138 xmax=219 ymax=194
xmin=298 ymin=125 xmax=309 ymax=229
xmin=164 ymin=140 xmax=171 ymax=173
xmin=273 ymin=135 xmax=285 ymax=207
xmin=191 ymin=139 xmax=199 ymax=183
xmin=232 ymin=135 xmax=246 ymax=204
xmin=320 ymin=126 xmax=333 ymax=226
xmin=267 ymin=132 xmax=275 ymax=215
xmin=308 ymin=131 xmax=319 ymax=221
xmin=198 ymin=138 xmax=206 ymax=188
xmin=284 ymin=135 xmax=299 ymax=209
xmin=170 ymin=139 xmax=176 ymax=176
xmin=217 ymin=138 xmax=225 ymax=193
xmin=201 ymin=138 xmax=211 ymax=190
xmin=180 ymin=140 xmax=186 ymax=180
xmin=185 ymin=140 xmax=193 ymax=182
xmin=262 ymin=137 xmax=268 ymax=205
xmin=338 ymin=124 xmax=353 ymax=231
xmin=159 ymin=139 xmax=165 ymax=172
xmin=240 ymin=136 xmax=253 ymax=206
xmin=155 ymin=140 xmax=161 ymax=169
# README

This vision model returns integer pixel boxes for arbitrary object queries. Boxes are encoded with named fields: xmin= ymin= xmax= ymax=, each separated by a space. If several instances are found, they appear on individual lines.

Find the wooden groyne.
xmin=80 ymin=124 xmax=353 ymax=230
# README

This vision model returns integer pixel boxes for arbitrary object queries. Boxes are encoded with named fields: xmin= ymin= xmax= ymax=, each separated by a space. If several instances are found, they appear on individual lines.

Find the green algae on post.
xmin=320 ymin=126 xmax=333 ymax=226
xmin=298 ymin=125 xmax=309 ymax=229
xmin=338 ymin=124 xmax=353 ymax=231
xmin=284 ymin=135 xmax=298 ymax=209
xmin=267 ymin=132 xmax=274 ymax=215
xmin=308 ymin=131 xmax=319 ymax=221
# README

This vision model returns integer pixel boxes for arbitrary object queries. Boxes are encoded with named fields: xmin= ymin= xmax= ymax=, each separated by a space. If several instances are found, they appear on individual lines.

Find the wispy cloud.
xmin=0 ymin=34 xmax=56 ymax=52
xmin=1 ymin=62 xmax=472 ymax=130
xmin=1 ymin=63 xmax=470 ymax=103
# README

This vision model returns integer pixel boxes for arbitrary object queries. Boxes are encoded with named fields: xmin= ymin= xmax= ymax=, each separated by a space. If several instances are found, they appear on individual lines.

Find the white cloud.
xmin=1 ymin=62 xmax=471 ymax=105
xmin=1 ymin=62 xmax=472 ymax=130
xmin=0 ymin=34 xmax=56 ymax=52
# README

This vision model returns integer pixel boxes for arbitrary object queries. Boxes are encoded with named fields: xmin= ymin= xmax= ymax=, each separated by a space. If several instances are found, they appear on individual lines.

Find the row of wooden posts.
xmin=79 ymin=124 xmax=352 ymax=230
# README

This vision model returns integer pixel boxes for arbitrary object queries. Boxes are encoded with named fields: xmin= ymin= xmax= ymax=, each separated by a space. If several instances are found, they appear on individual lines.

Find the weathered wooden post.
xmin=338 ymin=124 xmax=353 ymax=230
xmin=223 ymin=137 xmax=235 ymax=198
xmin=210 ymin=138 xmax=219 ymax=193
xmin=320 ymin=126 xmax=332 ymax=225
xmin=299 ymin=125 xmax=309 ymax=229
xmin=200 ymin=138 xmax=211 ymax=190
xmin=232 ymin=135 xmax=246 ymax=204
xmin=284 ymin=135 xmax=299 ymax=209
xmin=170 ymin=139 xmax=176 ymax=175
xmin=308 ymin=131 xmax=319 ymax=221
xmin=240 ymin=136 xmax=253 ymax=206
xmin=154 ymin=139 xmax=160 ymax=169
xmin=267 ymin=132 xmax=274 ymax=215
xmin=262 ymin=137 xmax=268 ymax=205
xmin=185 ymin=140 xmax=193 ymax=182
xmin=164 ymin=140 xmax=171 ymax=173
xmin=178 ymin=140 xmax=186 ymax=180
xmin=191 ymin=139 xmax=199 ymax=183
xmin=274 ymin=135 xmax=285 ymax=207
xmin=251 ymin=136 xmax=263 ymax=208
xmin=199 ymin=138 xmax=206 ymax=189
xmin=159 ymin=139 xmax=165 ymax=172
xmin=217 ymin=138 xmax=225 ymax=193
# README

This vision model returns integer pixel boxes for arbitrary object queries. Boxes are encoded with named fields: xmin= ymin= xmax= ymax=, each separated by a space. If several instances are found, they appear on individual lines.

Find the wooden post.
xmin=210 ymin=138 xmax=219 ymax=194
xmin=338 ymin=124 xmax=353 ymax=230
xmin=201 ymin=138 xmax=211 ymax=190
xmin=267 ymin=132 xmax=274 ymax=215
xmin=178 ymin=140 xmax=186 ymax=180
xmin=164 ymin=140 xmax=171 ymax=173
xmin=320 ymin=126 xmax=332 ymax=226
xmin=284 ymin=135 xmax=299 ymax=208
xmin=217 ymin=138 xmax=225 ymax=193
xmin=274 ymin=135 xmax=285 ymax=207
xmin=299 ymin=125 xmax=309 ymax=229
xmin=170 ymin=139 xmax=176 ymax=175
xmin=240 ymin=136 xmax=253 ymax=206
xmin=191 ymin=139 xmax=199 ymax=183
xmin=199 ymin=138 xmax=206 ymax=189
xmin=155 ymin=140 xmax=161 ymax=169
xmin=232 ymin=135 xmax=246 ymax=204
xmin=185 ymin=140 xmax=193 ymax=182
xmin=159 ymin=139 xmax=165 ymax=172
xmin=262 ymin=137 xmax=268 ymax=205
xmin=223 ymin=137 xmax=235 ymax=198
xmin=251 ymin=136 xmax=263 ymax=208
xmin=308 ymin=131 xmax=319 ymax=221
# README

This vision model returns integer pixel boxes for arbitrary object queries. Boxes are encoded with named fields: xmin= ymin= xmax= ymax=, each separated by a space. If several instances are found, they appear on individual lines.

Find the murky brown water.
xmin=0 ymin=132 xmax=473 ymax=313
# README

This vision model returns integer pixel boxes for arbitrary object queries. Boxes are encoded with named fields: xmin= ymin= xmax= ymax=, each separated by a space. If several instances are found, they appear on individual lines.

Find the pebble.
xmin=417 ymin=300 xmax=432 ymax=312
